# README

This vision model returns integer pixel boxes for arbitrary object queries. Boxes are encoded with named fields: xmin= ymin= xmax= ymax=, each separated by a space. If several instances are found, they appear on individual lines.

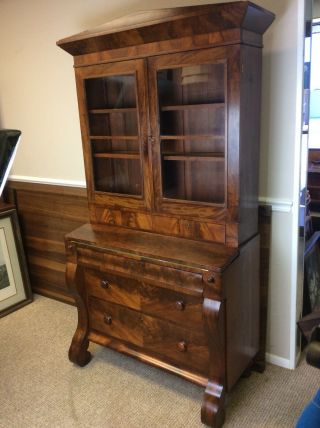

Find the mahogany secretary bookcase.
xmin=58 ymin=2 xmax=274 ymax=427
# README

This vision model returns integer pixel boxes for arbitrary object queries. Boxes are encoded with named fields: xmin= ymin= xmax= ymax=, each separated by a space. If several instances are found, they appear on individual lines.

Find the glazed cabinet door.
xmin=76 ymin=59 xmax=151 ymax=211
xmin=149 ymin=47 xmax=240 ymax=221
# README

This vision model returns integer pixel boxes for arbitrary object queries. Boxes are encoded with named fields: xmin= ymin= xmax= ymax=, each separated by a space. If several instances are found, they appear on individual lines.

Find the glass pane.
xmin=93 ymin=158 xmax=142 ymax=195
xmin=85 ymin=75 xmax=136 ymax=109
xmin=157 ymin=62 xmax=226 ymax=204
xmin=157 ymin=63 xmax=225 ymax=106
xmin=162 ymin=159 xmax=224 ymax=203
xmin=85 ymin=73 xmax=142 ymax=196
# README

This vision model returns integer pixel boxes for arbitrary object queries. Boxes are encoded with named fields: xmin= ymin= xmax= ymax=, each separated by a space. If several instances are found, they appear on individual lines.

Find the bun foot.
xmin=69 ymin=339 xmax=92 ymax=367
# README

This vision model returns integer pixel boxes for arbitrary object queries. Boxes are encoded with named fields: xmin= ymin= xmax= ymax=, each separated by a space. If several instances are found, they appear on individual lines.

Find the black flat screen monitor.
xmin=0 ymin=129 xmax=21 ymax=196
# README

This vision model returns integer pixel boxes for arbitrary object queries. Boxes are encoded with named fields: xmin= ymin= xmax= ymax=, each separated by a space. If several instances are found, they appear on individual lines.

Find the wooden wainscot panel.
xmin=6 ymin=181 xmax=89 ymax=304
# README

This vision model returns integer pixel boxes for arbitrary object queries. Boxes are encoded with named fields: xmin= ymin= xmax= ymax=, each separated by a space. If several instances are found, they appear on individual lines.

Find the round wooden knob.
xmin=177 ymin=341 xmax=188 ymax=352
xmin=104 ymin=315 xmax=112 ymax=325
xmin=207 ymin=275 xmax=215 ymax=283
xmin=175 ymin=300 xmax=185 ymax=311
xmin=101 ymin=279 xmax=110 ymax=289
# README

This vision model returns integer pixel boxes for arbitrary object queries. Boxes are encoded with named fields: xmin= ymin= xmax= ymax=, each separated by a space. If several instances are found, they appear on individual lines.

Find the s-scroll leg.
xmin=66 ymin=261 xmax=92 ymax=367
xmin=201 ymin=297 xmax=226 ymax=427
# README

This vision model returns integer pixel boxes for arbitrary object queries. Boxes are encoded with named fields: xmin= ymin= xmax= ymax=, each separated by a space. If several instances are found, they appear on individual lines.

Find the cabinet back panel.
xmin=162 ymin=159 xmax=225 ymax=204
xmin=93 ymin=158 xmax=142 ymax=195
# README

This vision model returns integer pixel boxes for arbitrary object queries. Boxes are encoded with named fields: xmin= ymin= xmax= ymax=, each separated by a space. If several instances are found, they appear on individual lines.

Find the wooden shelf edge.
xmin=89 ymin=107 xmax=137 ymax=113
xmin=162 ymin=152 xmax=224 ymax=161
xmin=94 ymin=152 xmax=140 ymax=159
xmin=161 ymin=102 xmax=224 ymax=111
xmin=90 ymin=136 xmax=139 ymax=140
xmin=161 ymin=135 xmax=224 ymax=141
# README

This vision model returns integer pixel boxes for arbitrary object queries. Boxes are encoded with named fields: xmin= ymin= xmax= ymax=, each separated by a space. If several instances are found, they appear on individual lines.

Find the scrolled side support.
xmin=201 ymin=297 xmax=226 ymax=428
xmin=66 ymin=261 xmax=92 ymax=367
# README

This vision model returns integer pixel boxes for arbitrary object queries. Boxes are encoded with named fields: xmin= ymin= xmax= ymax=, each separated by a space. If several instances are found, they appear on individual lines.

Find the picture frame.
xmin=0 ymin=204 xmax=32 ymax=317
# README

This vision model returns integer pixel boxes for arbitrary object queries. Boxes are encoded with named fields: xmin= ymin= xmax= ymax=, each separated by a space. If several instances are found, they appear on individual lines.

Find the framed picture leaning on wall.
xmin=0 ymin=204 xmax=32 ymax=317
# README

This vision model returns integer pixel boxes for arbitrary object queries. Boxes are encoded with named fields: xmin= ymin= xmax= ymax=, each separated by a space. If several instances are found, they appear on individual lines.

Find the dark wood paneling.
xmin=255 ymin=205 xmax=272 ymax=371
xmin=6 ymin=181 xmax=89 ymax=304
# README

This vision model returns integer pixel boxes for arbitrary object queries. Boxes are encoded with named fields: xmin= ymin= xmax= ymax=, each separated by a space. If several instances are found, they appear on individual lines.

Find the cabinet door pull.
xmin=175 ymin=300 xmax=185 ymax=311
xmin=101 ymin=279 xmax=110 ymax=289
xmin=177 ymin=341 xmax=188 ymax=352
xmin=104 ymin=315 xmax=112 ymax=325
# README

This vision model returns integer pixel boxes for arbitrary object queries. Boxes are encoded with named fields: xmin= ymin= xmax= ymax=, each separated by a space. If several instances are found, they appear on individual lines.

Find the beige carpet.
xmin=0 ymin=295 xmax=319 ymax=428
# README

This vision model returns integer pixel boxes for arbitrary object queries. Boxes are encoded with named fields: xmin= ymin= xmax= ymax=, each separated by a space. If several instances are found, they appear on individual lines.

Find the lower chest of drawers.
xmin=84 ymin=268 xmax=209 ymax=376
xmin=66 ymin=226 xmax=260 ymax=428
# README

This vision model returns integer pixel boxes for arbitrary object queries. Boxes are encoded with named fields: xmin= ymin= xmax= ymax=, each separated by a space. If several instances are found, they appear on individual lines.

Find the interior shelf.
xmin=93 ymin=152 xmax=140 ymax=159
xmin=90 ymin=136 xmax=139 ymax=140
xmin=162 ymin=152 xmax=224 ymax=161
xmin=161 ymin=103 xmax=224 ymax=111
xmin=89 ymin=108 xmax=137 ymax=114
xmin=161 ymin=135 xmax=224 ymax=141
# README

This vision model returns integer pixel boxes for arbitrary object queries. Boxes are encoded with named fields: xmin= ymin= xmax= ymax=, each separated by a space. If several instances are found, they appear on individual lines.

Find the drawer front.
xmin=77 ymin=247 xmax=203 ymax=295
xmin=141 ymin=281 xmax=203 ymax=329
xmin=89 ymin=296 xmax=142 ymax=347
xmin=142 ymin=311 xmax=209 ymax=374
xmin=88 ymin=297 xmax=209 ymax=374
xmin=85 ymin=268 xmax=204 ymax=330
xmin=86 ymin=269 xmax=141 ymax=310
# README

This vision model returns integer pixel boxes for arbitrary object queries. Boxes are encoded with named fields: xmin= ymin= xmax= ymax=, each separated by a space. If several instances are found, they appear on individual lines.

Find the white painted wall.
xmin=0 ymin=0 xmax=305 ymax=366
xmin=314 ymin=0 xmax=320 ymax=17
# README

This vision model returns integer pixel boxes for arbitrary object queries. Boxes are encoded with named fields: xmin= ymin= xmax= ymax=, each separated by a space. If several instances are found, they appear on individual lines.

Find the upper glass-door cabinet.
xmin=76 ymin=59 xmax=151 ymax=210
xmin=149 ymin=48 xmax=233 ymax=218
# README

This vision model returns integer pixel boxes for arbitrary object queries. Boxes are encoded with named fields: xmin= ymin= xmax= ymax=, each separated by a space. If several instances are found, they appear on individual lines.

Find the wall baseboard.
xmin=258 ymin=197 xmax=293 ymax=213
xmin=265 ymin=352 xmax=292 ymax=369
xmin=9 ymin=175 xmax=86 ymax=188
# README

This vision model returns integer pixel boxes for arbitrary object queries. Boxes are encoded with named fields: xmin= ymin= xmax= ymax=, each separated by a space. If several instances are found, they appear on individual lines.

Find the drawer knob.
xmin=175 ymin=300 xmax=185 ymax=311
xmin=101 ymin=279 xmax=110 ymax=289
xmin=104 ymin=315 xmax=112 ymax=325
xmin=207 ymin=275 xmax=215 ymax=283
xmin=177 ymin=341 xmax=188 ymax=352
